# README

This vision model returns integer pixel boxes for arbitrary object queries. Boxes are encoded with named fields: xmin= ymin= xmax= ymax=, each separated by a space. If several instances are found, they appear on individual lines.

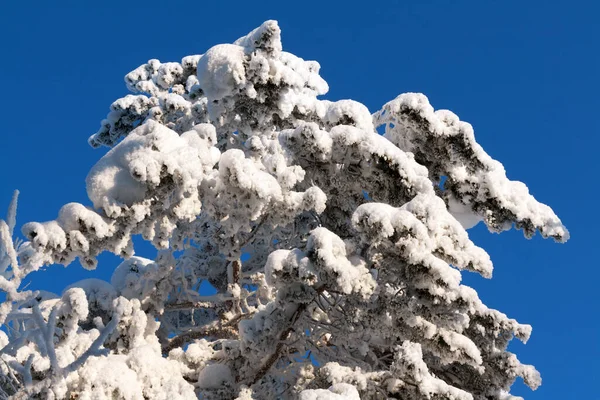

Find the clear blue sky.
xmin=0 ymin=1 xmax=597 ymax=398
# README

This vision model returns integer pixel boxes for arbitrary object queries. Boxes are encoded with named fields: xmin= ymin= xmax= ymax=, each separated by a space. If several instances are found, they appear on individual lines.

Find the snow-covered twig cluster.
xmin=0 ymin=21 xmax=567 ymax=399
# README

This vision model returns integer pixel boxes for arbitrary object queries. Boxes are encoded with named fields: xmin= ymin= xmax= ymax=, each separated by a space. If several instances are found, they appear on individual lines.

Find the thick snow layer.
xmin=65 ymin=278 xmax=117 ymax=313
xmin=86 ymin=120 xmax=208 ymax=218
xmin=299 ymin=383 xmax=361 ymax=400
xmin=111 ymin=256 xmax=155 ymax=299
xmin=72 ymin=348 xmax=196 ymax=400
xmin=447 ymin=194 xmax=483 ymax=230
xmin=196 ymin=363 xmax=234 ymax=389
xmin=324 ymin=100 xmax=374 ymax=133
xmin=264 ymin=228 xmax=376 ymax=298
xmin=233 ymin=20 xmax=282 ymax=56
xmin=57 ymin=203 xmax=114 ymax=239
xmin=352 ymin=195 xmax=493 ymax=278
xmin=197 ymin=44 xmax=246 ymax=101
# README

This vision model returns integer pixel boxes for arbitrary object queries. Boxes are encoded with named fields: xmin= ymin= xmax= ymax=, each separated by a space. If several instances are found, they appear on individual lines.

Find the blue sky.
xmin=0 ymin=1 xmax=597 ymax=398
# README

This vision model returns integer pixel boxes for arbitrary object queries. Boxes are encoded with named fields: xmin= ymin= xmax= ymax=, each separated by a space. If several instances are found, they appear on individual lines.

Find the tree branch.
xmin=248 ymin=287 xmax=326 ymax=385
xmin=162 ymin=324 xmax=237 ymax=354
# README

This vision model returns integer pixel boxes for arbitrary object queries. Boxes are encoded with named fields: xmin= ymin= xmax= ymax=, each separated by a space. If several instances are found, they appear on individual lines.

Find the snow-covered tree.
xmin=0 ymin=21 xmax=567 ymax=399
